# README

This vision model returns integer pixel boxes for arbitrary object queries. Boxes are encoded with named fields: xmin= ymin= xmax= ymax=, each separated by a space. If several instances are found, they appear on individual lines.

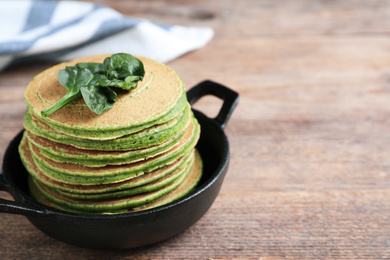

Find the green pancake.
xmin=28 ymin=118 xmax=200 ymax=185
xmin=25 ymin=112 xmax=191 ymax=167
xmin=24 ymin=98 xmax=189 ymax=150
xmin=24 ymin=55 xmax=185 ymax=140
xmin=19 ymin=136 xmax=194 ymax=194
xmin=132 ymin=150 xmax=203 ymax=212
xmin=29 ymin=166 xmax=189 ymax=214
xmin=55 ymin=158 xmax=193 ymax=200
xmin=28 ymin=149 xmax=202 ymax=214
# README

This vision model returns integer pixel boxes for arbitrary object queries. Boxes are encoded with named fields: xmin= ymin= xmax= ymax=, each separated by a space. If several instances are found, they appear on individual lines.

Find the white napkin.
xmin=0 ymin=1 xmax=214 ymax=70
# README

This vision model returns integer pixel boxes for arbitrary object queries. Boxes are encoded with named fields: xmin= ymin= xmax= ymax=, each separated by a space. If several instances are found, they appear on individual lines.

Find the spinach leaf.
xmin=76 ymin=62 xmax=105 ymax=74
xmin=80 ymin=85 xmax=117 ymax=114
xmin=41 ymin=67 xmax=94 ymax=117
xmin=103 ymin=53 xmax=145 ymax=90
xmin=41 ymin=53 xmax=145 ymax=117
xmin=104 ymin=53 xmax=144 ymax=79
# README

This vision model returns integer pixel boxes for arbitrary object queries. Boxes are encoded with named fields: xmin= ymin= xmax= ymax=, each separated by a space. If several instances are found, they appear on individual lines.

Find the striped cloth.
xmin=0 ymin=1 xmax=214 ymax=70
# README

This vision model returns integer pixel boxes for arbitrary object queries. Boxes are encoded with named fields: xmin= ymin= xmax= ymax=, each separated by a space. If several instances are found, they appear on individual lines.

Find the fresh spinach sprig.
xmin=41 ymin=53 xmax=145 ymax=117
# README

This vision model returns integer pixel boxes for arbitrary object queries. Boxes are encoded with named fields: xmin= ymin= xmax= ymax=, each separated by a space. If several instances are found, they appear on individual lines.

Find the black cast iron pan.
xmin=0 ymin=80 xmax=239 ymax=249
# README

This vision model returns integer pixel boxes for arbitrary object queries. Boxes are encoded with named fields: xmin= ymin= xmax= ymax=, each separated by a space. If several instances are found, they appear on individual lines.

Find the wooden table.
xmin=1 ymin=0 xmax=390 ymax=258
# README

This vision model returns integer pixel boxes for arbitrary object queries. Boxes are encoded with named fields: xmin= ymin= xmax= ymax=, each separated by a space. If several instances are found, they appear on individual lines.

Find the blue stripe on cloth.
xmin=0 ymin=4 xmax=104 ymax=55
xmin=22 ymin=1 xmax=58 ymax=32
xmin=153 ymin=23 xmax=171 ymax=31
xmin=91 ymin=17 xmax=140 ymax=40
xmin=7 ymin=17 xmax=142 ymax=68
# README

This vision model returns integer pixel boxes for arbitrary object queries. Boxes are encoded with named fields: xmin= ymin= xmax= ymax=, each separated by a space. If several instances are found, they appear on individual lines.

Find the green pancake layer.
xmin=24 ymin=55 xmax=185 ymax=140
xmin=20 ymin=138 xmax=193 ymax=194
xmin=133 ymin=150 xmax=203 ymax=211
xmin=25 ymin=110 xmax=191 ymax=167
xmin=28 ymin=150 xmax=202 ymax=214
xmin=26 ymin=90 xmax=188 ymax=141
xmin=24 ymin=99 xmax=190 ymax=151
xmin=25 ymin=117 xmax=199 ymax=185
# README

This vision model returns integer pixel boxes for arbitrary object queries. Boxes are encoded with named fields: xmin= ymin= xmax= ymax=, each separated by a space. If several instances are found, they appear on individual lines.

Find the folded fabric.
xmin=0 ymin=0 xmax=214 ymax=70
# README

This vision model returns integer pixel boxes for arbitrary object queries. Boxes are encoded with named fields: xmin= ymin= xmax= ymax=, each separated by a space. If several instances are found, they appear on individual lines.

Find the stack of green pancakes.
xmin=19 ymin=54 xmax=202 ymax=214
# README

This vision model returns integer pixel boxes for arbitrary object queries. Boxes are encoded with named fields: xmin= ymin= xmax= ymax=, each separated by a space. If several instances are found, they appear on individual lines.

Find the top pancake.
xmin=24 ymin=54 xmax=185 ymax=139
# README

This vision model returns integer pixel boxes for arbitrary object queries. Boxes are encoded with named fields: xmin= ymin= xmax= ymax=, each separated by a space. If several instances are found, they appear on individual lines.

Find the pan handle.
xmin=0 ymin=171 xmax=47 ymax=217
xmin=187 ymin=80 xmax=239 ymax=129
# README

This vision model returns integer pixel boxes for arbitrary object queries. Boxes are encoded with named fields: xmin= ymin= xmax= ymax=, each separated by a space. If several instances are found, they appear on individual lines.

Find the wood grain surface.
xmin=1 ymin=0 xmax=390 ymax=259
